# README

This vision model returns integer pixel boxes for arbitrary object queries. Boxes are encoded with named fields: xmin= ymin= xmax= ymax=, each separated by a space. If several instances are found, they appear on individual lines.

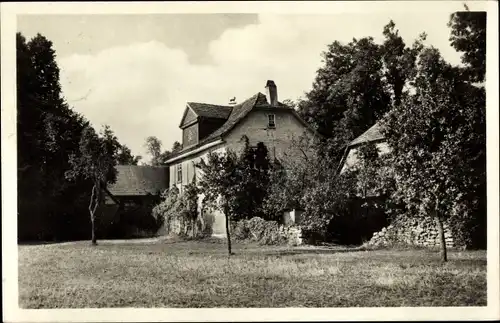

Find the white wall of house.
xmin=168 ymin=144 xmax=226 ymax=189
xmin=167 ymin=144 xmax=227 ymax=236
xmin=166 ymin=108 xmax=316 ymax=237
xmin=224 ymin=109 xmax=316 ymax=161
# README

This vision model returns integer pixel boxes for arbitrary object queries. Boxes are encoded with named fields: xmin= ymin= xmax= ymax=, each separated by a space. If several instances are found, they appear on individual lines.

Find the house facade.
xmin=165 ymin=80 xmax=318 ymax=236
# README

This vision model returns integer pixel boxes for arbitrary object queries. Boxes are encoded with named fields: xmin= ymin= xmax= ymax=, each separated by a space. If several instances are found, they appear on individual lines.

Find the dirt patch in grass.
xmin=18 ymin=241 xmax=486 ymax=308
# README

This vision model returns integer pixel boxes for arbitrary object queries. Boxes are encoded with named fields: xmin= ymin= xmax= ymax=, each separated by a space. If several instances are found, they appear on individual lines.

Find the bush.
xmin=153 ymin=186 xmax=182 ymax=235
xmin=152 ymin=184 xmax=200 ymax=238
xmin=231 ymin=217 xmax=302 ymax=246
xmin=300 ymin=229 xmax=326 ymax=245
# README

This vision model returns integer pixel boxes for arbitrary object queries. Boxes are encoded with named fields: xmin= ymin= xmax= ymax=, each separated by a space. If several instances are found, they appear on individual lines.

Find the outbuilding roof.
xmin=348 ymin=122 xmax=385 ymax=147
xmin=107 ymin=165 xmax=169 ymax=196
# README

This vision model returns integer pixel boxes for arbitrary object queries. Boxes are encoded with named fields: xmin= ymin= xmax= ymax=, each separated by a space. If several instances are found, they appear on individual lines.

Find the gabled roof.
xmin=348 ymin=122 xmax=385 ymax=147
xmin=107 ymin=165 xmax=169 ymax=196
xmin=187 ymin=102 xmax=233 ymax=120
xmin=337 ymin=122 xmax=386 ymax=174
xmin=166 ymin=91 xmax=321 ymax=164
xmin=167 ymin=93 xmax=269 ymax=161
xmin=202 ymin=92 xmax=269 ymax=142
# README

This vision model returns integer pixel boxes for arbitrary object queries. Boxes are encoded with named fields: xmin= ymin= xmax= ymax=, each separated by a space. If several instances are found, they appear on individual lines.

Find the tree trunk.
xmin=89 ymin=183 xmax=100 ymax=246
xmin=225 ymin=211 xmax=232 ymax=256
xmin=434 ymin=210 xmax=447 ymax=262
xmin=91 ymin=215 xmax=97 ymax=245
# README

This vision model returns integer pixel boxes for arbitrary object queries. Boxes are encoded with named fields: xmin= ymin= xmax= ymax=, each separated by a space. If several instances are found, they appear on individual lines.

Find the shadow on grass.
xmin=261 ymin=247 xmax=366 ymax=256
xmin=18 ymin=235 xmax=168 ymax=247
xmin=18 ymin=238 xmax=486 ymax=267
xmin=18 ymin=240 xmax=66 ymax=246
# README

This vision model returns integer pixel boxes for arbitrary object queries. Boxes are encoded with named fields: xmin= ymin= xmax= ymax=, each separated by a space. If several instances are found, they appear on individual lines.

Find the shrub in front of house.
xmin=231 ymin=217 xmax=302 ymax=246
xmin=153 ymin=184 xmax=201 ymax=238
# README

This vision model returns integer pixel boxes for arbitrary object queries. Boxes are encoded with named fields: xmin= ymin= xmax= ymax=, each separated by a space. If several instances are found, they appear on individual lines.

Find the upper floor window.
xmin=268 ymin=114 xmax=276 ymax=128
xmin=176 ymin=164 xmax=182 ymax=183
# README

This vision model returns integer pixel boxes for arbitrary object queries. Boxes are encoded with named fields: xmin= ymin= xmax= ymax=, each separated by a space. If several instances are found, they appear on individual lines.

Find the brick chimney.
xmin=265 ymin=80 xmax=278 ymax=106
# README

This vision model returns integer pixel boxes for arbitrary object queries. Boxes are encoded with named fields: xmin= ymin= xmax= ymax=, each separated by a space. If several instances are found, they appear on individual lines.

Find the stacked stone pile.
xmin=366 ymin=217 xmax=456 ymax=248
xmin=282 ymin=226 xmax=303 ymax=246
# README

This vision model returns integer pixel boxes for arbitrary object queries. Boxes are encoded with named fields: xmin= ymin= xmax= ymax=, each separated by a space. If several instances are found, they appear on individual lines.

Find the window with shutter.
xmin=170 ymin=166 xmax=176 ymax=187
xmin=268 ymin=114 xmax=276 ymax=128
xmin=189 ymin=161 xmax=196 ymax=182
xmin=182 ymin=161 xmax=189 ymax=185
xmin=176 ymin=164 xmax=182 ymax=183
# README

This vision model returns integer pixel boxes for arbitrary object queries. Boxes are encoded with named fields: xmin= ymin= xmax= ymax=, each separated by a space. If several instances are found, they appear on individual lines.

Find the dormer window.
xmin=268 ymin=114 xmax=276 ymax=129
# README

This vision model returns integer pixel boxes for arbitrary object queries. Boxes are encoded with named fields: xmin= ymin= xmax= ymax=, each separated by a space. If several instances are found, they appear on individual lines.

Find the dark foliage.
xmin=16 ymin=32 xmax=129 ymax=242
xmin=448 ymin=11 xmax=486 ymax=83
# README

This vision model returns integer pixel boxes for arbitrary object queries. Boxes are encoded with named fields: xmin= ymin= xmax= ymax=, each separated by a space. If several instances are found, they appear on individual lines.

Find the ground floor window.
xmin=177 ymin=164 xmax=182 ymax=183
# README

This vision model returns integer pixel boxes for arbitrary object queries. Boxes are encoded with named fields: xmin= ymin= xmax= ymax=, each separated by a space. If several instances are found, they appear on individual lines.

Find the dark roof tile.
xmin=167 ymin=93 xmax=267 ymax=160
xmin=348 ymin=122 xmax=385 ymax=147
xmin=165 ymin=92 xmax=310 ymax=163
xmin=187 ymin=102 xmax=233 ymax=119
xmin=108 ymin=165 xmax=169 ymax=196
xmin=203 ymin=92 xmax=267 ymax=142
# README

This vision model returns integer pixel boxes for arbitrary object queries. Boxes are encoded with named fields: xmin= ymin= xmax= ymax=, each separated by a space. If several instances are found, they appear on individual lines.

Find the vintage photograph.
xmin=1 ymin=0 xmax=498 ymax=321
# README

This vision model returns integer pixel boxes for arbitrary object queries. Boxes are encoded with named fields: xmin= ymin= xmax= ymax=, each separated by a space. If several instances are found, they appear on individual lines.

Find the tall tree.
xmin=298 ymin=36 xmax=391 ymax=163
xmin=197 ymin=150 xmax=243 ymax=255
xmin=66 ymin=125 xmax=120 ymax=245
xmin=263 ymin=144 xmax=312 ymax=221
xmin=448 ymin=10 xmax=486 ymax=83
xmin=17 ymin=32 xmax=136 ymax=241
xmin=263 ymin=133 xmax=356 ymax=241
xmin=242 ymin=139 xmax=272 ymax=219
xmin=381 ymin=20 xmax=426 ymax=108
xmin=116 ymin=144 xmax=141 ymax=165
xmin=144 ymin=136 xmax=163 ymax=166
xmin=143 ymin=137 xmax=183 ymax=166
xmin=448 ymin=9 xmax=487 ymax=248
xmin=17 ymin=32 xmax=48 ymax=239
xmin=172 ymin=141 xmax=182 ymax=152
xmin=17 ymin=32 xmax=92 ymax=241
xmin=195 ymin=137 xmax=273 ymax=254
xmin=380 ymin=47 xmax=486 ymax=261
xmin=17 ymin=33 xmax=42 ymax=174
xmin=296 ymin=21 xmax=430 ymax=166
xmin=157 ymin=151 xmax=172 ymax=165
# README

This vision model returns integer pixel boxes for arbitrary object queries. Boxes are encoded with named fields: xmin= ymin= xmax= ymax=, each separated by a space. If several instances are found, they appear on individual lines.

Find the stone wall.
xmin=365 ymin=216 xmax=460 ymax=248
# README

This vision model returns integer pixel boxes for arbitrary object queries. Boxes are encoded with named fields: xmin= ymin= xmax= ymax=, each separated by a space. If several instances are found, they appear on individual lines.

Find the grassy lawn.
xmin=18 ymin=239 xmax=486 ymax=308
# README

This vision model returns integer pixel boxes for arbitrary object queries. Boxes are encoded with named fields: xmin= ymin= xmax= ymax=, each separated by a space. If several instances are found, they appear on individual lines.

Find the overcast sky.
xmin=17 ymin=9 xmax=471 ymax=160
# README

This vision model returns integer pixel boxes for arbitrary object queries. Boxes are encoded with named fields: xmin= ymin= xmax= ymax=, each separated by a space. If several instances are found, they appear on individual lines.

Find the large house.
xmin=165 ymin=80 xmax=319 ymax=236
